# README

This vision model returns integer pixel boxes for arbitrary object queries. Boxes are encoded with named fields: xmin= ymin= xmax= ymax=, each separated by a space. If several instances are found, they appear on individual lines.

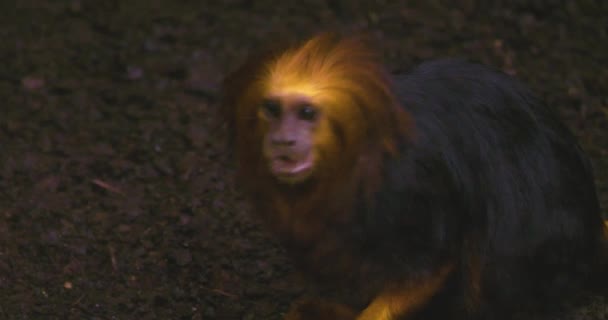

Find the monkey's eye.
xmin=297 ymin=105 xmax=318 ymax=122
xmin=261 ymin=99 xmax=281 ymax=118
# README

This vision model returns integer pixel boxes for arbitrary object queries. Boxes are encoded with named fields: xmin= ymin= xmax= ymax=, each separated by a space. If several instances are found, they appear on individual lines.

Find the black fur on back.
xmin=348 ymin=59 xmax=605 ymax=319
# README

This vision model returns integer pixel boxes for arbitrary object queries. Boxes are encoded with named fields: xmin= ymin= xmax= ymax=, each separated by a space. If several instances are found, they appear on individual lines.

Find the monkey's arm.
xmin=356 ymin=263 xmax=454 ymax=320
xmin=350 ymin=152 xmax=462 ymax=320
xmin=284 ymin=298 xmax=358 ymax=320
xmin=284 ymin=262 xmax=454 ymax=320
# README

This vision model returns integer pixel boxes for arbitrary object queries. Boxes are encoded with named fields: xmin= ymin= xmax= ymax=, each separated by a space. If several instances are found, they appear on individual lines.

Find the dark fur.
xmin=341 ymin=59 xmax=606 ymax=318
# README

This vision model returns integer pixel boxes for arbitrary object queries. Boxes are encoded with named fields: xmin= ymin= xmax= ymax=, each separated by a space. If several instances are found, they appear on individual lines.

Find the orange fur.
xmin=357 ymin=263 xmax=454 ymax=320
xmin=263 ymin=33 xmax=410 ymax=164
xmin=221 ymin=33 xmax=412 ymax=211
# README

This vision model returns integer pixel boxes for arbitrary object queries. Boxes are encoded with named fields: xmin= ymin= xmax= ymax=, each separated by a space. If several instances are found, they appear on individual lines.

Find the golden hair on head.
xmin=263 ymin=32 xmax=402 ymax=140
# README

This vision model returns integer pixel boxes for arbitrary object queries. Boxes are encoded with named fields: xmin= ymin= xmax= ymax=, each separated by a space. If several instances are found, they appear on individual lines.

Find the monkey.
xmin=220 ymin=32 xmax=607 ymax=320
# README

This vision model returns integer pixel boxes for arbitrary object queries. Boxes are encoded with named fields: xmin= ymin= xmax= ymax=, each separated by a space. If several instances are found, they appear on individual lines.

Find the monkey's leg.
xmin=356 ymin=263 xmax=454 ymax=320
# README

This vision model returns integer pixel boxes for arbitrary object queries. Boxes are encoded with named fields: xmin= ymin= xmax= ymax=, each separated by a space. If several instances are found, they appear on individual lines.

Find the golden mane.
xmin=220 ymin=32 xmax=413 ymax=232
xmin=265 ymin=33 xmax=411 ymax=156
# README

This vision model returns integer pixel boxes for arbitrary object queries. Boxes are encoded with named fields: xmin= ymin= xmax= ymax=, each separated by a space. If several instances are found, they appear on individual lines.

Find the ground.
xmin=1 ymin=1 xmax=607 ymax=319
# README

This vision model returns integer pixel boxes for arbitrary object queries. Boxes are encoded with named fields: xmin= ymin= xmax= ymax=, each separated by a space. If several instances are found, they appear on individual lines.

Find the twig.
xmin=202 ymin=286 xmax=239 ymax=299
xmin=72 ymin=294 xmax=86 ymax=306
xmin=108 ymin=244 xmax=118 ymax=273
xmin=91 ymin=179 xmax=125 ymax=196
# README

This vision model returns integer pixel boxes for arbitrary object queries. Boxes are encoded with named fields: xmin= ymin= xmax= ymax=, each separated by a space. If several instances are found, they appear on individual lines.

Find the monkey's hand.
xmin=284 ymin=297 xmax=357 ymax=320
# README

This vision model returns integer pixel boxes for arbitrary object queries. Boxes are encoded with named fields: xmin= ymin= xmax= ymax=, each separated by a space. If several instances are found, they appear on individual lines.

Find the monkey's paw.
xmin=284 ymin=298 xmax=357 ymax=320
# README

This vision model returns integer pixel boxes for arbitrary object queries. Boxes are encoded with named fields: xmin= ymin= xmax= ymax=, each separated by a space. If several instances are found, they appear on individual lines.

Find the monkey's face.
xmin=258 ymin=94 xmax=320 ymax=184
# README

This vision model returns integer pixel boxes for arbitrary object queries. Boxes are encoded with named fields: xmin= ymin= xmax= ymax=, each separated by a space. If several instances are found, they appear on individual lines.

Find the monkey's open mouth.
xmin=270 ymin=153 xmax=314 ymax=183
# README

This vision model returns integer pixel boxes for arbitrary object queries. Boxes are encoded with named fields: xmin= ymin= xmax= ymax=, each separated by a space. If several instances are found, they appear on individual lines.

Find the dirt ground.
xmin=1 ymin=1 xmax=607 ymax=319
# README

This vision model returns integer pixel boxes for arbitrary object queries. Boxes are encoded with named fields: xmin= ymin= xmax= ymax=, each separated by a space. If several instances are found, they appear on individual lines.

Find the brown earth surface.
xmin=1 ymin=1 xmax=607 ymax=319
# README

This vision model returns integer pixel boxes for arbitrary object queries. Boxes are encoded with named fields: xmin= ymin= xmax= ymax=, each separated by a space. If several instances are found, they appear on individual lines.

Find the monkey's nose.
xmin=272 ymin=138 xmax=296 ymax=147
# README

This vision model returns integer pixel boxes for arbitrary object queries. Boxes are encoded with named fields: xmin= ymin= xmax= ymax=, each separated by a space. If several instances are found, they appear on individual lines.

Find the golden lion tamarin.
xmin=220 ymin=33 xmax=608 ymax=320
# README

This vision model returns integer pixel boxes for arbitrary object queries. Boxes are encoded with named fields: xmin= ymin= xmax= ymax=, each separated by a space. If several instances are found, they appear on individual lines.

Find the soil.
xmin=1 ymin=1 xmax=607 ymax=319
